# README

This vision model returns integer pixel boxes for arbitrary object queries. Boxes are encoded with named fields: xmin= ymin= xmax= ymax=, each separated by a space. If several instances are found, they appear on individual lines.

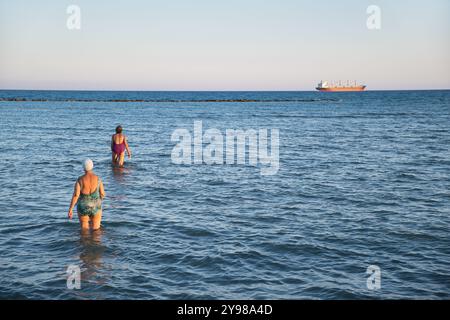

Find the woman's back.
xmin=113 ymin=133 xmax=125 ymax=145
xmin=78 ymin=173 xmax=99 ymax=195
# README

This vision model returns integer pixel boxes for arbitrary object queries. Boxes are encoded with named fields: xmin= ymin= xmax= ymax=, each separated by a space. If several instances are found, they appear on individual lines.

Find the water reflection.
xmin=108 ymin=164 xmax=133 ymax=210
xmin=111 ymin=163 xmax=133 ymax=184
xmin=78 ymin=229 xmax=106 ymax=285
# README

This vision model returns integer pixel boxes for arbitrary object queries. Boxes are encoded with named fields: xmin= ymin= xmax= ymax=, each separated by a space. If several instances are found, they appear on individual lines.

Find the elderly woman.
xmin=68 ymin=159 xmax=105 ymax=230
xmin=111 ymin=125 xmax=131 ymax=166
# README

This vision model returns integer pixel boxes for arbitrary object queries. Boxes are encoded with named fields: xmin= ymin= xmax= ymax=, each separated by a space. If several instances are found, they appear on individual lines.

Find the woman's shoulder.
xmin=76 ymin=175 xmax=84 ymax=185
xmin=78 ymin=174 xmax=85 ymax=180
xmin=78 ymin=173 xmax=99 ymax=180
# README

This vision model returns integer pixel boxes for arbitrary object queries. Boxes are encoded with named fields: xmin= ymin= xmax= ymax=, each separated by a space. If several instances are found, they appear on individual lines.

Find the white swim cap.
xmin=83 ymin=159 xmax=94 ymax=171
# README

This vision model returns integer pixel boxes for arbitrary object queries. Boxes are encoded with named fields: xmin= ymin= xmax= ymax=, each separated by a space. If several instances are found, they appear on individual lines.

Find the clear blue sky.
xmin=0 ymin=0 xmax=449 ymax=90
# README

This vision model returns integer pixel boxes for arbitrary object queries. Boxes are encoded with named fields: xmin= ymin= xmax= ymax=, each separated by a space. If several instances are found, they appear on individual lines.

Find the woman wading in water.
xmin=68 ymin=159 xmax=105 ymax=230
xmin=111 ymin=125 xmax=131 ymax=166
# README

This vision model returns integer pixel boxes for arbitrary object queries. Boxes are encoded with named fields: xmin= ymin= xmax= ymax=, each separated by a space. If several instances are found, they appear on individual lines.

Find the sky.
xmin=0 ymin=0 xmax=449 ymax=91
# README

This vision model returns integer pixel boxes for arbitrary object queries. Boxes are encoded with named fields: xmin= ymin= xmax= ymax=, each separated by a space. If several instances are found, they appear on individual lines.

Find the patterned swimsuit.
xmin=77 ymin=179 xmax=102 ymax=217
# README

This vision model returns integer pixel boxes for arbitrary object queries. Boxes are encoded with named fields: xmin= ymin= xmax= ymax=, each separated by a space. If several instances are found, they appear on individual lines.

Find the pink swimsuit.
xmin=112 ymin=136 xmax=126 ymax=154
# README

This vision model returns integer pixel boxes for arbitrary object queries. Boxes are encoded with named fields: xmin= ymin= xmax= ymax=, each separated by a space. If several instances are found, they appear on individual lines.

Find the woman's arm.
xmin=111 ymin=134 xmax=115 ymax=151
xmin=99 ymin=180 xmax=106 ymax=199
xmin=124 ymin=136 xmax=132 ymax=158
xmin=68 ymin=181 xmax=81 ymax=219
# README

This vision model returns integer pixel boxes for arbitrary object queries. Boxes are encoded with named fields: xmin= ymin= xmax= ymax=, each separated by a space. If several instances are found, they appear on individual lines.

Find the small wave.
xmin=173 ymin=224 xmax=217 ymax=238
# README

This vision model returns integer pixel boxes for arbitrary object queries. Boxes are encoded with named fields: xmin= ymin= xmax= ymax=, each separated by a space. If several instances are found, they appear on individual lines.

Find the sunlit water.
xmin=0 ymin=90 xmax=449 ymax=299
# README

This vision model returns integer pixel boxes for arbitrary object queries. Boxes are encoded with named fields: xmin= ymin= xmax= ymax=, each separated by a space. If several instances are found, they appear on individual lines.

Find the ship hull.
xmin=316 ymin=86 xmax=366 ymax=92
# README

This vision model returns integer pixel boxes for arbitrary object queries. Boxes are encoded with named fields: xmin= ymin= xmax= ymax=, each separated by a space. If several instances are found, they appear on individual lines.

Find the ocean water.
xmin=0 ymin=90 xmax=449 ymax=299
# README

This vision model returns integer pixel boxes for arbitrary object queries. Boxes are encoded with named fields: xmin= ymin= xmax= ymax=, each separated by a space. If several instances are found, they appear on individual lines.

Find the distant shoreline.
xmin=1 ymin=89 xmax=450 ymax=93
xmin=0 ymin=97 xmax=343 ymax=103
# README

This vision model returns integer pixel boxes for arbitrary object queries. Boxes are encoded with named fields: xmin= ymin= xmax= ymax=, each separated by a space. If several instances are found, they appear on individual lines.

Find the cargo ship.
xmin=316 ymin=80 xmax=366 ymax=92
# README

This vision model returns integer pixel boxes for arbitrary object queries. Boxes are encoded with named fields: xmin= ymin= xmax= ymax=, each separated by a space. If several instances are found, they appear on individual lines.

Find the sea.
xmin=0 ymin=90 xmax=449 ymax=299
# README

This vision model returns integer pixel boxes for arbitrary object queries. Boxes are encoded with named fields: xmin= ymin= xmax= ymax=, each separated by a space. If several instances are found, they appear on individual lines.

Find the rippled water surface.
xmin=0 ymin=90 xmax=449 ymax=299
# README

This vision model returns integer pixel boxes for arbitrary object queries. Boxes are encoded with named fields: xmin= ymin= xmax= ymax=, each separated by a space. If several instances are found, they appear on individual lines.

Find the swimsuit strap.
xmin=79 ymin=177 xmax=100 ymax=195
xmin=117 ymin=134 xmax=126 ymax=145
